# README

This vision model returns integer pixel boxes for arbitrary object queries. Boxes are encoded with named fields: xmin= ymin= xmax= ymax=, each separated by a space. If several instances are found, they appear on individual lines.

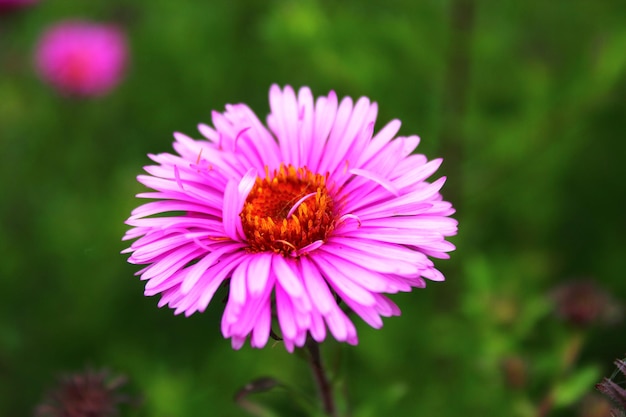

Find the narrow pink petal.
xmin=309 ymin=308 xmax=327 ymax=342
xmin=393 ymin=158 xmax=443 ymax=189
xmin=294 ymin=305 xmax=312 ymax=332
xmin=142 ymin=164 xmax=219 ymax=187
xmin=323 ymin=278 xmax=385 ymax=329
xmin=221 ymin=299 xmax=238 ymax=337
xmin=421 ymin=267 xmax=446 ymax=281
xmin=276 ymin=284 xmax=297 ymax=339
xmin=339 ymin=103 xmax=377 ymax=173
xmin=416 ymin=240 xmax=457 ymax=255
xmin=349 ymin=168 xmax=400 ymax=196
xmin=251 ymin=301 xmax=271 ymax=348
xmin=247 ymin=252 xmax=272 ymax=295
xmin=174 ymin=273 xmax=216 ymax=315
xmin=229 ymin=257 xmax=250 ymax=306
xmin=308 ymin=91 xmax=337 ymax=173
xmin=311 ymin=256 xmax=376 ymax=306
xmin=295 ymin=240 xmax=324 ymax=256
xmin=294 ymin=329 xmax=307 ymax=348
xmin=345 ymin=301 xmax=383 ymax=329
xmin=328 ymin=236 xmax=431 ymax=265
xmin=272 ymin=255 xmax=304 ymax=298
xmin=300 ymin=257 xmax=336 ymax=314
xmin=317 ymin=95 xmax=353 ymax=175
xmin=316 ymin=249 xmax=392 ymax=292
xmin=211 ymin=110 xmax=238 ymax=151
xmin=141 ymin=245 xmax=202 ymax=281
xmin=325 ymin=96 xmax=371 ymax=176
xmin=171 ymin=136 xmax=243 ymax=178
xmin=320 ymin=243 xmax=419 ymax=277
xmin=356 ymin=119 xmax=401 ymax=167
xmin=196 ymin=253 xmax=247 ymax=312
xmin=361 ymin=135 xmax=420 ymax=177
xmin=129 ymin=234 xmax=191 ymax=263
xmin=181 ymin=242 xmax=245 ymax=293
xmin=197 ymin=123 xmax=219 ymax=142
xmin=296 ymin=86 xmax=315 ymax=169
xmin=362 ymin=216 xmax=458 ymax=235
xmin=231 ymin=336 xmax=246 ymax=350
xmin=172 ymin=131 xmax=204 ymax=157
xmin=157 ymin=285 xmax=184 ymax=308
xmin=222 ymin=170 xmax=255 ymax=241
xmin=238 ymin=166 xmax=258 ymax=191
xmin=228 ymin=103 xmax=282 ymax=170
xmin=325 ymin=306 xmax=356 ymax=343
xmin=145 ymin=270 xmax=184 ymax=295
xmin=283 ymin=339 xmax=295 ymax=353
xmin=286 ymin=192 xmax=317 ymax=219
xmin=169 ymin=133 xmax=249 ymax=178
xmin=137 ymin=175 xmax=224 ymax=209
xmin=225 ymin=273 xmax=274 ymax=337
xmin=129 ymin=201 xmax=213 ymax=219
xmin=270 ymin=85 xmax=300 ymax=166
xmin=352 ymin=177 xmax=447 ymax=219
xmin=343 ymin=227 xmax=443 ymax=246
xmin=373 ymin=294 xmax=401 ymax=317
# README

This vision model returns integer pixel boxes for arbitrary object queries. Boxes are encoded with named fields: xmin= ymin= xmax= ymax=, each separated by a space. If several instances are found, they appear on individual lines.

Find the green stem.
xmin=536 ymin=331 xmax=586 ymax=417
xmin=305 ymin=340 xmax=338 ymax=417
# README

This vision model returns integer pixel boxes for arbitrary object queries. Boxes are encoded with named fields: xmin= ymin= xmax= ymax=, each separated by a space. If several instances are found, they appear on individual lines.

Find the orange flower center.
xmin=240 ymin=164 xmax=337 ymax=256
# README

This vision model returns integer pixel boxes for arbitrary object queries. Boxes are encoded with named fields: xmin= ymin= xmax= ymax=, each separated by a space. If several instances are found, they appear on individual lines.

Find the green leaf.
xmin=553 ymin=365 xmax=601 ymax=407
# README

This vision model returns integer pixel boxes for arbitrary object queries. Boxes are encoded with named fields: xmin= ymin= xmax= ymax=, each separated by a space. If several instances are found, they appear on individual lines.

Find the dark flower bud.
xmin=550 ymin=280 xmax=622 ymax=327
xmin=34 ymin=368 xmax=135 ymax=417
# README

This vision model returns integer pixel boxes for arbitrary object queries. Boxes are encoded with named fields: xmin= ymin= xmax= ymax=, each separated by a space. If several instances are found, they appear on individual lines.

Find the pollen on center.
xmin=239 ymin=164 xmax=337 ymax=256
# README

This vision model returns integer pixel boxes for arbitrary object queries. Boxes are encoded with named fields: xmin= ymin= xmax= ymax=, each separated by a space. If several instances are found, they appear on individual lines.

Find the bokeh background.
xmin=2 ymin=0 xmax=626 ymax=416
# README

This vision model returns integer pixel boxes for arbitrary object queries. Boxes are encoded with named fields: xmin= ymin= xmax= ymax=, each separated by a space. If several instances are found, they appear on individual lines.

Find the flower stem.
xmin=535 ymin=331 xmax=586 ymax=417
xmin=305 ymin=339 xmax=338 ymax=417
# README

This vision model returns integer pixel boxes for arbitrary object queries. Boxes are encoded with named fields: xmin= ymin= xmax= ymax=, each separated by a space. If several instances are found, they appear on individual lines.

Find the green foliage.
xmin=553 ymin=365 xmax=601 ymax=408
xmin=1 ymin=0 xmax=626 ymax=416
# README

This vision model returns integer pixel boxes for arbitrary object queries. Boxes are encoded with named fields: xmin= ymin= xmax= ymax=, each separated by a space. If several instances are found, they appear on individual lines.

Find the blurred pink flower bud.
xmin=550 ymin=279 xmax=622 ymax=327
xmin=0 ymin=0 xmax=38 ymax=14
xmin=34 ymin=368 xmax=136 ymax=417
xmin=35 ymin=20 xmax=128 ymax=97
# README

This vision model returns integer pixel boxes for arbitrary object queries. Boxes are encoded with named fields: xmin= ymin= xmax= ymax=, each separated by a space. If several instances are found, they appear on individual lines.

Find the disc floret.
xmin=240 ymin=164 xmax=337 ymax=256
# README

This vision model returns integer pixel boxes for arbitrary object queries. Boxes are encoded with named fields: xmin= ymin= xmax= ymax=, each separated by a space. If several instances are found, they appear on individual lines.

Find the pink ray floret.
xmin=123 ymin=85 xmax=458 ymax=351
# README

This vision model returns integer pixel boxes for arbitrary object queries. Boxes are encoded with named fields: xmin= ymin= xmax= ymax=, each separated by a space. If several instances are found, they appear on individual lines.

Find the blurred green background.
xmin=1 ymin=0 xmax=626 ymax=416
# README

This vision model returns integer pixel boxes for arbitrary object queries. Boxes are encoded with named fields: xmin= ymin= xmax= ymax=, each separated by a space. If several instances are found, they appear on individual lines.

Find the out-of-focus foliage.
xmin=1 ymin=0 xmax=625 ymax=416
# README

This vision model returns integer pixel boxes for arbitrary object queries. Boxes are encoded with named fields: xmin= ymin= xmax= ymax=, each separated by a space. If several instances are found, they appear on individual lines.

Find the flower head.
xmin=34 ymin=369 xmax=133 ymax=417
xmin=550 ymin=279 xmax=623 ymax=327
xmin=34 ymin=20 xmax=128 ymax=97
xmin=123 ymin=85 xmax=457 ymax=351
xmin=596 ymin=357 xmax=626 ymax=417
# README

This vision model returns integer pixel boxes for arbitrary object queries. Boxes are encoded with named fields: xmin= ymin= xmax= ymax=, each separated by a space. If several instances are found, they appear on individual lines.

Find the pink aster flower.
xmin=34 ymin=20 xmax=128 ymax=97
xmin=123 ymin=85 xmax=457 ymax=352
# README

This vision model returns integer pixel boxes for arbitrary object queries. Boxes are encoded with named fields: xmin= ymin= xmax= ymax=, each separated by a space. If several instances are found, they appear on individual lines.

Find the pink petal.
xmin=311 ymin=255 xmax=376 ymax=306
xmin=271 ymin=255 xmax=304 ymax=298
xmin=247 ymin=252 xmax=272 ymax=295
